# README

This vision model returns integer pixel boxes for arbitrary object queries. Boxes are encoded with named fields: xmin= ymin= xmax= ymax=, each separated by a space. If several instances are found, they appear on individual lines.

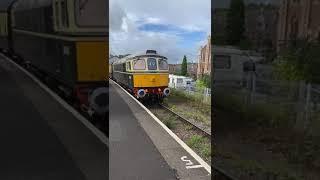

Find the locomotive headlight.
xmin=137 ymin=89 xmax=146 ymax=98
xmin=163 ymin=88 xmax=170 ymax=96
xmin=89 ymin=87 xmax=108 ymax=115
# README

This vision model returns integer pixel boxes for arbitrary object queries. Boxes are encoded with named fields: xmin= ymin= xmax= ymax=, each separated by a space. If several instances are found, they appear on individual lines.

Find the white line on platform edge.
xmin=0 ymin=54 xmax=109 ymax=147
xmin=110 ymin=79 xmax=211 ymax=174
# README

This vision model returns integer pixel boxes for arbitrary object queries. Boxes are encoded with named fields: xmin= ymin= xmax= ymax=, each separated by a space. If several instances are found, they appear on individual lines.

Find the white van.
xmin=213 ymin=46 xmax=255 ymax=84
xmin=169 ymin=74 xmax=195 ymax=89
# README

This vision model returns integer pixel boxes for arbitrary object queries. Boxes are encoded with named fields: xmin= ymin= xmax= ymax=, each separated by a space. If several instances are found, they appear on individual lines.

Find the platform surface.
xmin=109 ymin=80 xmax=211 ymax=180
xmin=0 ymin=55 xmax=108 ymax=180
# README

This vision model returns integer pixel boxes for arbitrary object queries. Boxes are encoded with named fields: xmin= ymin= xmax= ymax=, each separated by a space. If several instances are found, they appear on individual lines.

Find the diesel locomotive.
xmin=0 ymin=0 xmax=108 ymax=128
xmin=111 ymin=50 xmax=170 ymax=101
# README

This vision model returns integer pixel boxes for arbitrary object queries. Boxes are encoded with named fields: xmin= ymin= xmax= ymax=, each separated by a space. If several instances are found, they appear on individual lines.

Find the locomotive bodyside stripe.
xmin=13 ymin=29 xmax=107 ymax=41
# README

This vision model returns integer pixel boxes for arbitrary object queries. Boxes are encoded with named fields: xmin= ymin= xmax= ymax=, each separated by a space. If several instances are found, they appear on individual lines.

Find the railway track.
xmin=147 ymin=103 xmax=239 ymax=180
xmin=156 ymin=103 xmax=211 ymax=138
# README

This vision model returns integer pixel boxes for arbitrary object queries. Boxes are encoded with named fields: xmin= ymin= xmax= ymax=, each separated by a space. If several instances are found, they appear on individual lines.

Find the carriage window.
xmin=214 ymin=55 xmax=231 ymax=69
xmin=133 ymin=59 xmax=146 ymax=70
xmin=158 ymin=59 xmax=168 ymax=70
xmin=147 ymin=58 xmax=157 ymax=70
xmin=177 ymin=78 xmax=183 ymax=83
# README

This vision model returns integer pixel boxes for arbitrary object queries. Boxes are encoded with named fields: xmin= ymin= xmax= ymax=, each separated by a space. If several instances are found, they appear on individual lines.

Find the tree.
xmin=181 ymin=55 xmax=188 ymax=76
xmin=226 ymin=0 xmax=245 ymax=45
xmin=273 ymin=39 xmax=320 ymax=83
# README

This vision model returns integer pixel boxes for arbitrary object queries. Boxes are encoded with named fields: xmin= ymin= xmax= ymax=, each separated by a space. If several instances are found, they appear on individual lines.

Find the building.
xmin=169 ymin=63 xmax=198 ymax=78
xmin=277 ymin=0 xmax=320 ymax=52
xmin=213 ymin=8 xmax=228 ymax=43
xmin=245 ymin=3 xmax=279 ymax=54
xmin=197 ymin=35 xmax=212 ymax=78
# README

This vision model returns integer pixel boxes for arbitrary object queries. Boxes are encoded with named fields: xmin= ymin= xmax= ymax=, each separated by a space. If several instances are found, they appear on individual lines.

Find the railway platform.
xmin=0 ymin=54 xmax=108 ymax=180
xmin=109 ymin=80 xmax=211 ymax=180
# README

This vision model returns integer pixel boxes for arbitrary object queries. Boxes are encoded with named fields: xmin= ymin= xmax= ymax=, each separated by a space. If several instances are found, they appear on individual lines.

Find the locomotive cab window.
xmin=133 ymin=59 xmax=146 ymax=70
xmin=147 ymin=58 xmax=157 ymax=70
xmin=158 ymin=59 xmax=168 ymax=70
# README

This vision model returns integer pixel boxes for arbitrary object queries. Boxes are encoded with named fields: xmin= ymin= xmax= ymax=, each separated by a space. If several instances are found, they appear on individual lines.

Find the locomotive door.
xmin=126 ymin=62 xmax=133 ymax=89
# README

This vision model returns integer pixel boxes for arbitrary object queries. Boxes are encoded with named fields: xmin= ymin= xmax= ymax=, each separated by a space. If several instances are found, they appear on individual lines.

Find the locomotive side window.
xmin=214 ymin=55 xmax=231 ymax=69
xmin=158 ymin=59 xmax=168 ymax=70
xmin=147 ymin=58 xmax=157 ymax=70
xmin=126 ymin=62 xmax=131 ymax=71
xmin=0 ymin=13 xmax=7 ymax=36
xmin=75 ymin=0 xmax=107 ymax=27
xmin=55 ymin=2 xmax=60 ymax=28
xmin=61 ymin=0 xmax=69 ymax=27
xmin=133 ymin=59 xmax=146 ymax=70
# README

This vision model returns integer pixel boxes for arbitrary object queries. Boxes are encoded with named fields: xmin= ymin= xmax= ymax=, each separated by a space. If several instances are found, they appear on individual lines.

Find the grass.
xmin=165 ymin=90 xmax=211 ymax=126
xmin=186 ymin=135 xmax=211 ymax=160
xmin=163 ymin=116 xmax=177 ymax=130
xmin=214 ymin=89 xmax=294 ymax=128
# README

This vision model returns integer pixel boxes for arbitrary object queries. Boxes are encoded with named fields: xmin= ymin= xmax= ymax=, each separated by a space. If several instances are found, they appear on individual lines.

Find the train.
xmin=110 ymin=50 xmax=170 ymax=101
xmin=0 ymin=0 xmax=108 ymax=129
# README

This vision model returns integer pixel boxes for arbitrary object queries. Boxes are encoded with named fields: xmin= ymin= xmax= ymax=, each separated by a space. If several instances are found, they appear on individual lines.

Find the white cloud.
xmin=109 ymin=0 xmax=211 ymax=64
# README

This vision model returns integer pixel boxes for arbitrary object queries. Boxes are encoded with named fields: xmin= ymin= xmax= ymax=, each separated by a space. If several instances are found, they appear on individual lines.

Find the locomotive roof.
xmin=113 ymin=52 xmax=168 ymax=65
xmin=0 ymin=0 xmax=16 ymax=12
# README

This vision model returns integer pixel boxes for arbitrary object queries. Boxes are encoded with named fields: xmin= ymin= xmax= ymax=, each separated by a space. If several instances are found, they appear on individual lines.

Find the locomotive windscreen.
xmin=75 ymin=0 xmax=107 ymax=27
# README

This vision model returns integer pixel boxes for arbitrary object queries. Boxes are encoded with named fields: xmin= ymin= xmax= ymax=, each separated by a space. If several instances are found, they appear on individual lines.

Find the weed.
xmin=187 ymin=135 xmax=205 ymax=149
xmin=163 ymin=116 xmax=177 ymax=130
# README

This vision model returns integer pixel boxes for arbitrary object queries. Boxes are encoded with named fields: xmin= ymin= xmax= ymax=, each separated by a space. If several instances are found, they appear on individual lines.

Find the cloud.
xmin=110 ymin=0 xmax=210 ymax=64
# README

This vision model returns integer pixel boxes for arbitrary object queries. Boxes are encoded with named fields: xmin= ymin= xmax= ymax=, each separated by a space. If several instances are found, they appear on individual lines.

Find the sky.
xmin=110 ymin=0 xmax=211 ymax=64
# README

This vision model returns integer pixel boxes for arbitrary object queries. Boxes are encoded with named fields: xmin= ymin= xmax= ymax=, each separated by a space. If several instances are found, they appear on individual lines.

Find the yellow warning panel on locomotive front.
xmin=133 ymin=74 xmax=169 ymax=87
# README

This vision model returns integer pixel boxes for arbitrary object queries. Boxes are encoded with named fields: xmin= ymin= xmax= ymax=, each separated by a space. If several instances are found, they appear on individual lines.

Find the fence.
xmin=214 ymin=72 xmax=320 ymax=136
xmin=172 ymin=85 xmax=211 ymax=104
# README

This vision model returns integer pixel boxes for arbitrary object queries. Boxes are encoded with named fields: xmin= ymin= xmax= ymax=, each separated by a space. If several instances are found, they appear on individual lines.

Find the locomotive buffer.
xmin=0 ymin=55 xmax=108 ymax=179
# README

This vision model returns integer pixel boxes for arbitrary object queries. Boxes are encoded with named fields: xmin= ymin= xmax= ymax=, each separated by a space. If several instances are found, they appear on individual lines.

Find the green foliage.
xmin=187 ymin=135 xmax=211 ymax=159
xmin=273 ymin=40 xmax=320 ymax=83
xmin=181 ymin=55 xmax=188 ymax=76
xmin=226 ymin=0 xmax=245 ymax=45
xmin=187 ymin=135 xmax=205 ymax=149
xmin=196 ymin=74 xmax=211 ymax=88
